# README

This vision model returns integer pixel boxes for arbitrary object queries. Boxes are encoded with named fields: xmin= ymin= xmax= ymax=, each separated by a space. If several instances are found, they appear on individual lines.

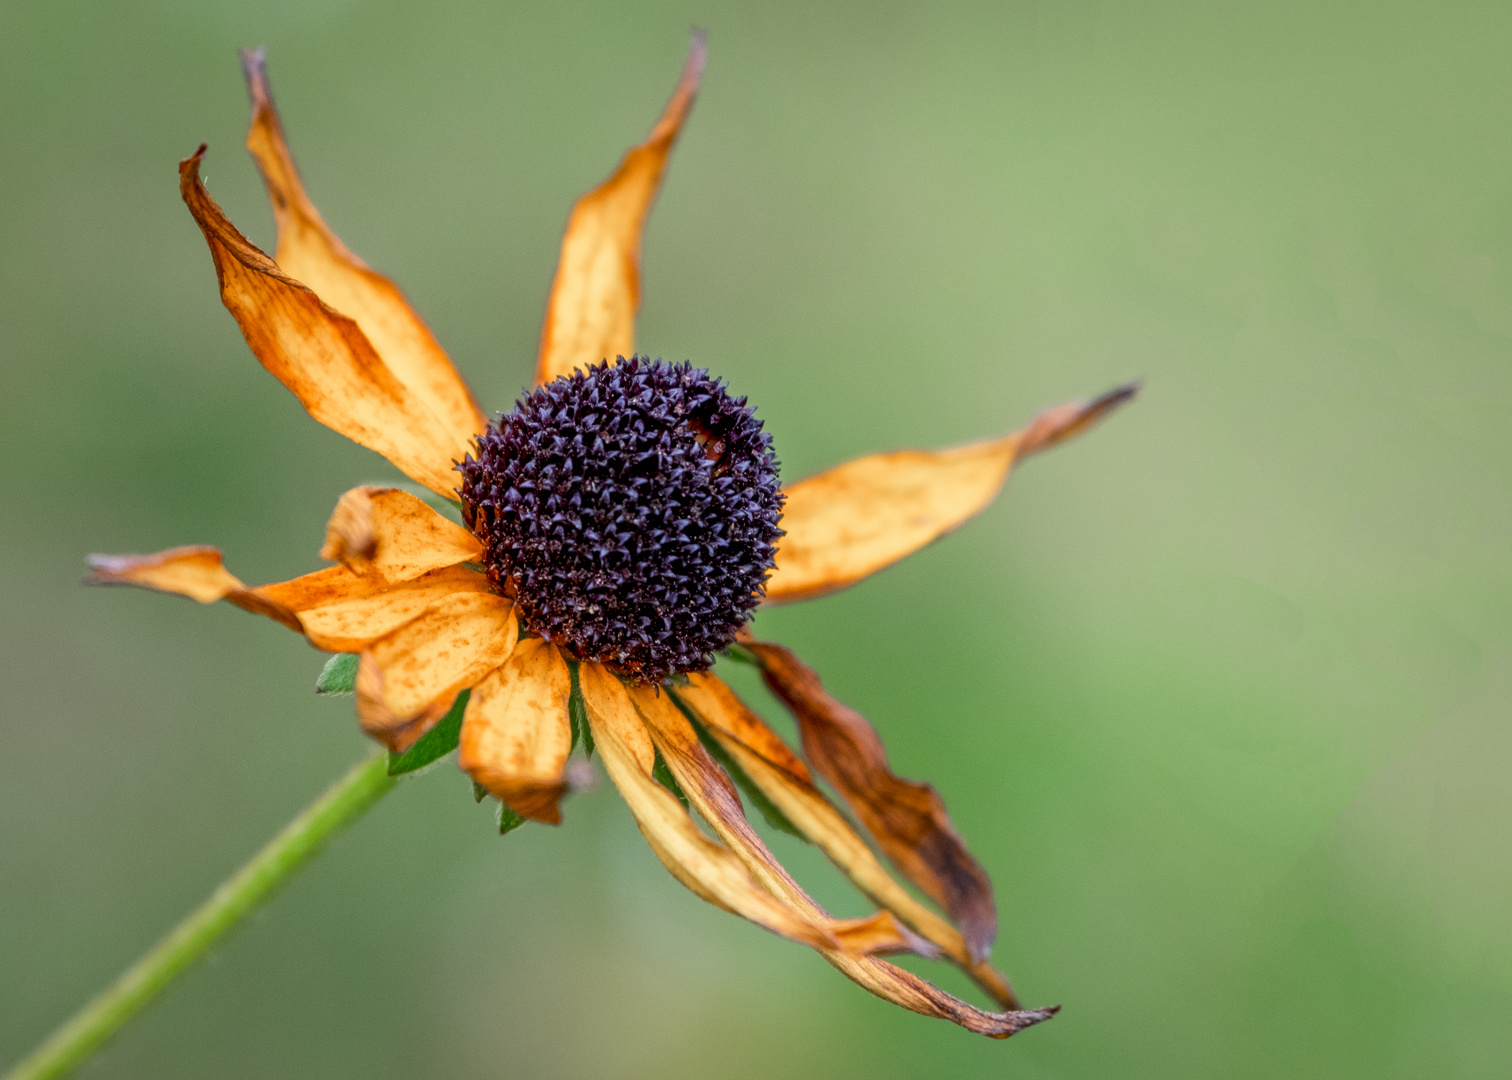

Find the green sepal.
xmin=721 ymin=643 xmax=760 ymax=667
xmin=471 ymin=780 xmax=489 ymax=803
xmin=671 ymin=691 xmax=809 ymax=842
xmin=316 ymin=653 xmax=358 ymax=695
xmin=568 ymin=661 xmax=592 ymax=756
xmin=497 ymin=802 xmax=526 ymax=835
xmin=652 ymin=748 xmax=690 ymax=808
xmin=387 ymin=688 xmax=471 ymax=776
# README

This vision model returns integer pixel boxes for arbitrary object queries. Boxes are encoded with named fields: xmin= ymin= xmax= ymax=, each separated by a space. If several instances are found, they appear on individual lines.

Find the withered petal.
xmin=256 ymin=563 xmax=491 ymax=653
xmin=533 ymin=32 xmax=706 ymax=385
xmin=355 ymin=591 xmax=517 ymax=750
xmin=577 ymin=662 xmax=836 ymax=950
xmin=744 ymin=639 xmax=999 ymax=965
xmin=87 ymin=546 xmax=245 ymax=604
xmin=87 ymin=546 xmax=302 ymax=633
xmin=319 ymin=486 xmax=480 ymax=582
xmin=635 ymin=683 xmax=1048 ymax=1036
xmin=764 ymin=383 xmax=1138 ymax=604
xmin=458 ymin=639 xmax=572 ymax=824
xmin=179 ymin=147 xmax=469 ymax=498
xmin=676 ymin=673 xmax=1021 ymax=1008
xmin=240 ymin=49 xmax=487 ymax=447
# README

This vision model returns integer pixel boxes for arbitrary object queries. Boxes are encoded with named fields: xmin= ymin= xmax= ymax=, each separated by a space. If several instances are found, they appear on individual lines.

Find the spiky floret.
xmin=458 ymin=357 xmax=784 ymax=683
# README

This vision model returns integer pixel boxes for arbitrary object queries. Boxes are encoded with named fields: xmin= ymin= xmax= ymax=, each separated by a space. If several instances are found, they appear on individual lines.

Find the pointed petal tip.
xmin=180 ymin=143 xmax=208 ymax=171
xmin=1016 ymin=378 xmax=1140 ymax=459
xmin=685 ymin=26 xmax=709 ymax=76
xmin=238 ymin=46 xmax=271 ymax=104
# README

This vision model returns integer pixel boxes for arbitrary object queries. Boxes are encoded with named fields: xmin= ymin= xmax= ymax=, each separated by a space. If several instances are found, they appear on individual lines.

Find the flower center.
xmin=458 ymin=357 xmax=784 ymax=683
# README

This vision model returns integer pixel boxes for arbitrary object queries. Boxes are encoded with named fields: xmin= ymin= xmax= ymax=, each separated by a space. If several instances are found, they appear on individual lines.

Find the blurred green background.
xmin=4 ymin=0 xmax=1511 ymax=1076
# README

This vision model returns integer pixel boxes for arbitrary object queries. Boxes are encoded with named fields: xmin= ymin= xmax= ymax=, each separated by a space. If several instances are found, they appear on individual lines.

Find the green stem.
xmin=4 ymin=750 xmax=397 ymax=1080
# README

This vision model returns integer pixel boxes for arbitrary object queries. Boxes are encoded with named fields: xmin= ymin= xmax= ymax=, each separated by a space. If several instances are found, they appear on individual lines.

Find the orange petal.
xmin=533 ymin=32 xmax=706 ymax=385
xmin=256 ymin=563 xmax=492 ymax=653
xmin=676 ymin=673 xmax=1020 ymax=1008
xmin=635 ymin=683 xmax=1050 ymax=1037
xmin=240 ymin=49 xmax=486 ymax=447
xmin=458 ymin=639 xmax=572 ymax=824
xmin=87 ymin=546 xmax=245 ymax=604
xmin=745 ymin=639 xmax=998 ymax=965
xmin=355 ymin=591 xmax=517 ymax=750
xmin=179 ymin=147 xmax=469 ymax=498
xmin=87 ymin=546 xmax=301 ymax=632
xmin=577 ymin=662 xmax=835 ymax=950
xmin=764 ymin=384 xmax=1138 ymax=604
xmin=318 ymin=486 xmax=480 ymax=583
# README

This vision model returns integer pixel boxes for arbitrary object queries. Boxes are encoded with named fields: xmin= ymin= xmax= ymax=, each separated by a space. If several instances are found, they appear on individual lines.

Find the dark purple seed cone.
xmin=457 ymin=357 xmax=784 ymax=683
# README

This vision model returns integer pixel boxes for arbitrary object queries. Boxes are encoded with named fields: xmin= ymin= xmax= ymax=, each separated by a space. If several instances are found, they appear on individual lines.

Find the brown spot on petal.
xmin=458 ymin=640 xmax=573 ymax=823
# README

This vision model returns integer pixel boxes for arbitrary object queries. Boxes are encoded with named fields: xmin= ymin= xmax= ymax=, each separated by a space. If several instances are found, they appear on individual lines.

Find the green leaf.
xmin=652 ymin=748 xmax=690 ymax=808
xmin=472 ymin=779 xmax=489 ymax=803
xmin=671 ymin=691 xmax=809 ymax=842
xmin=316 ymin=653 xmax=358 ymax=695
xmin=386 ymin=689 xmax=470 ymax=776
xmin=568 ymin=661 xmax=592 ymax=756
xmin=497 ymin=802 xmax=525 ymax=835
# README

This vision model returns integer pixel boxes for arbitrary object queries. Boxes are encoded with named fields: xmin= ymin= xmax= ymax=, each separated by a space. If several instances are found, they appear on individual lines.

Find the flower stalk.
xmin=4 ymin=751 xmax=396 ymax=1080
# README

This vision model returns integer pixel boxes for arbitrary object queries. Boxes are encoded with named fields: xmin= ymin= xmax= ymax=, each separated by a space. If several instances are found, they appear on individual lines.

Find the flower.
xmin=88 ymin=37 xmax=1133 ymax=1038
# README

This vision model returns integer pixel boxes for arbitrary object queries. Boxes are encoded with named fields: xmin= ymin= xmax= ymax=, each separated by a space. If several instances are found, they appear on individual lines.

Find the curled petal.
xmin=635 ymin=683 xmax=1049 ymax=1037
xmin=240 ymin=49 xmax=486 ymax=446
xmin=459 ymin=640 xmax=572 ymax=823
xmin=764 ymin=383 xmax=1138 ymax=604
xmin=631 ymin=686 xmax=921 ymax=957
xmin=577 ymin=662 xmax=835 ymax=950
xmin=745 ymin=639 xmax=998 ymax=965
xmin=318 ymin=486 xmax=480 ymax=582
xmin=826 ymin=962 xmax=1056 ymax=1040
xmin=355 ymin=591 xmax=517 ymax=750
xmin=676 ymin=674 xmax=1020 ymax=1008
xmin=179 ymin=147 xmax=468 ymax=498
xmin=533 ymin=32 xmax=706 ymax=385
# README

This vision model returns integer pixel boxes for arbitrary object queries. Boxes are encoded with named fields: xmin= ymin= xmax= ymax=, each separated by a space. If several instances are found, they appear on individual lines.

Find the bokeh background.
xmin=4 ymin=0 xmax=1511 ymax=1076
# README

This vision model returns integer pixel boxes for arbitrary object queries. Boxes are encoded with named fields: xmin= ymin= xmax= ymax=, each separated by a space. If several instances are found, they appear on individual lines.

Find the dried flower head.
xmin=89 ymin=35 xmax=1134 ymax=1038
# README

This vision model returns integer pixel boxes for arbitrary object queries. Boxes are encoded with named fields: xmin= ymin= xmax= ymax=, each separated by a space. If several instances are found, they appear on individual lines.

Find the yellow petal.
xmin=256 ymin=563 xmax=491 ymax=653
xmin=240 ymin=49 xmax=487 ymax=447
xmin=458 ymin=639 xmax=572 ymax=823
xmin=744 ymin=639 xmax=998 ymax=964
xmin=318 ymin=486 xmax=480 ymax=583
xmin=179 ymin=147 xmax=468 ymax=498
xmin=533 ymin=32 xmax=706 ymax=385
xmin=636 ymin=683 xmax=1050 ymax=1037
xmin=577 ymin=662 xmax=835 ymax=950
xmin=678 ymin=674 xmax=1020 ymax=1009
xmin=355 ymin=591 xmax=517 ymax=749
xmin=764 ymin=384 xmax=1138 ymax=604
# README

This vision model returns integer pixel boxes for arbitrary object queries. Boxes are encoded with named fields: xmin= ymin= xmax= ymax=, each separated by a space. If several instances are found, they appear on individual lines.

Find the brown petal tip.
xmin=180 ymin=143 xmax=208 ymax=172
xmin=1004 ymin=1005 xmax=1060 ymax=1035
xmin=1016 ymin=380 xmax=1140 ymax=459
